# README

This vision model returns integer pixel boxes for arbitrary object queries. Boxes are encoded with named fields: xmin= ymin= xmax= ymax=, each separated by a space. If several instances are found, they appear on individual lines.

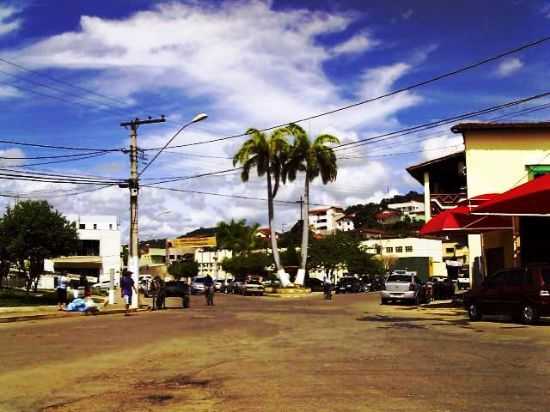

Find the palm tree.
xmin=216 ymin=219 xmax=260 ymax=256
xmin=281 ymin=123 xmax=339 ymax=286
xmin=233 ymin=128 xmax=291 ymax=286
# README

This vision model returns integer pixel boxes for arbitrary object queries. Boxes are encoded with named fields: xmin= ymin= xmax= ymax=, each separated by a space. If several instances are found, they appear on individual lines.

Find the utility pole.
xmin=120 ymin=116 xmax=165 ymax=309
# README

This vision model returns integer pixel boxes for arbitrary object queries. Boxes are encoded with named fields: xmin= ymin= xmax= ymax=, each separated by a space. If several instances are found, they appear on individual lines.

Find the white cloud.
xmin=2 ymin=1 xmax=427 ymax=238
xmin=0 ymin=148 xmax=25 ymax=167
xmin=0 ymin=85 xmax=22 ymax=99
xmin=0 ymin=5 xmax=21 ymax=36
xmin=332 ymin=33 xmax=377 ymax=55
xmin=542 ymin=3 xmax=550 ymax=18
xmin=420 ymin=135 xmax=464 ymax=161
xmin=496 ymin=57 xmax=523 ymax=77
xmin=402 ymin=9 xmax=414 ymax=20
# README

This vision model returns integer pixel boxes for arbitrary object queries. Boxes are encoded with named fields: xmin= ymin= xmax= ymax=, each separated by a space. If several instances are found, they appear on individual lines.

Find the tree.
xmin=2 ymin=200 xmax=78 ymax=291
xmin=0 ymin=219 xmax=12 ymax=288
xmin=168 ymin=260 xmax=199 ymax=280
xmin=233 ymin=128 xmax=290 ymax=285
xmin=280 ymin=123 xmax=339 ymax=285
xmin=308 ymin=232 xmax=381 ymax=282
xmin=216 ymin=219 xmax=260 ymax=255
xmin=220 ymin=252 xmax=271 ymax=280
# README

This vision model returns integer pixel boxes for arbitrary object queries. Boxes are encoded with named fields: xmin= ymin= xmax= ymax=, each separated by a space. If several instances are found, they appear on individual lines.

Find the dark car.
xmin=464 ymin=265 xmax=550 ymax=324
xmin=305 ymin=278 xmax=324 ymax=292
xmin=162 ymin=281 xmax=190 ymax=308
xmin=335 ymin=277 xmax=364 ymax=294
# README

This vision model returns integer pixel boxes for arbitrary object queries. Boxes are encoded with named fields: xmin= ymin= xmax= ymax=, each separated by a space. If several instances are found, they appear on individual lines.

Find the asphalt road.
xmin=1 ymin=292 xmax=549 ymax=412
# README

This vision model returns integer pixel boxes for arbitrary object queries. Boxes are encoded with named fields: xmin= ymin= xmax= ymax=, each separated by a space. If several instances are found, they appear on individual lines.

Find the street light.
xmin=191 ymin=113 xmax=208 ymax=123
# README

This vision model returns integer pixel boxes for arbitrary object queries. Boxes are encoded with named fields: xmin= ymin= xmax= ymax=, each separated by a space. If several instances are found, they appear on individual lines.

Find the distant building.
xmin=375 ymin=210 xmax=402 ymax=225
xmin=44 ymin=215 xmax=121 ymax=286
xmin=256 ymin=227 xmax=279 ymax=240
xmin=166 ymin=232 xmax=217 ymax=264
xmin=361 ymin=236 xmax=446 ymax=279
xmin=139 ymin=246 xmax=167 ymax=277
xmin=357 ymin=227 xmax=386 ymax=239
xmin=195 ymin=248 xmax=233 ymax=280
xmin=308 ymin=206 xmax=355 ymax=234
xmin=387 ymin=200 xmax=426 ymax=222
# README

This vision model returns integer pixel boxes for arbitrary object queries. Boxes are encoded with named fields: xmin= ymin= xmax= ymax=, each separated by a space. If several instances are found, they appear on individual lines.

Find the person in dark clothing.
xmin=204 ymin=274 xmax=215 ymax=306
xmin=120 ymin=270 xmax=138 ymax=316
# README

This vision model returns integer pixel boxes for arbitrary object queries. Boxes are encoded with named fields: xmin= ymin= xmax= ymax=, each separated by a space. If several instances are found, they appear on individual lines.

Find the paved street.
xmin=1 ymin=293 xmax=549 ymax=412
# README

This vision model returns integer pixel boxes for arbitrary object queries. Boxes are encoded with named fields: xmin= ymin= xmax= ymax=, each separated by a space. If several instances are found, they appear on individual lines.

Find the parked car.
xmin=464 ymin=265 xmax=550 ymax=324
xmin=191 ymin=277 xmax=207 ymax=294
xmin=240 ymin=279 xmax=265 ymax=296
xmin=335 ymin=277 xmax=364 ymax=293
xmin=91 ymin=279 xmax=117 ymax=290
xmin=381 ymin=273 xmax=429 ymax=305
xmin=305 ymin=278 xmax=324 ymax=292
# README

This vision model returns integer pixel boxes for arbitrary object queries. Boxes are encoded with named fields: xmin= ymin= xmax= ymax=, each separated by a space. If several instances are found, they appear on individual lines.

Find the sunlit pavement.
xmin=1 ymin=292 xmax=549 ymax=412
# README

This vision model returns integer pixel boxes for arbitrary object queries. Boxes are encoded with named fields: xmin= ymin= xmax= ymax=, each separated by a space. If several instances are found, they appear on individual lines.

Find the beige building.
xmin=451 ymin=122 xmax=550 ymax=275
xmin=308 ymin=206 xmax=354 ymax=235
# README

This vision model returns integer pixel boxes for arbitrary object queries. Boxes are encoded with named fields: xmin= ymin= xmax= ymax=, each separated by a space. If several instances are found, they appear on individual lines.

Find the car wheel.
xmin=468 ymin=302 xmax=482 ymax=321
xmin=520 ymin=303 xmax=539 ymax=325
xmin=381 ymin=298 xmax=388 ymax=305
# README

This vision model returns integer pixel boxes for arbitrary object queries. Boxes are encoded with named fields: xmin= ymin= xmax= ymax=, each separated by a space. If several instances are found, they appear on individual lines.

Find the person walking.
xmin=323 ymin=275 xmax=332 ymax=300
xmin=56 ymin=272 xmax=68 ymax=311
xmin=204 ymin=274 xmax=215 ymax=306
xmin=120 ymin=270 xmax=138 ymax=316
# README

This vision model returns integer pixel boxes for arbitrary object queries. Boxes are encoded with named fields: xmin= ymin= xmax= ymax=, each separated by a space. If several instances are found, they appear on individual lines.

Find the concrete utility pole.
xmin=120 ymin=116 xmax=165 ymax=308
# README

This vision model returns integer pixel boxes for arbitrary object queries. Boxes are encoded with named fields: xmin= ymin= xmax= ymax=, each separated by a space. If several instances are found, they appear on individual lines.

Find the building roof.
xmin=451 ymin=122 xmax=550 ymax=133
xmin=406 ymin=151 xmax=465 ymax=184
xmin=309 ymin=206 xmax=343 ymax=215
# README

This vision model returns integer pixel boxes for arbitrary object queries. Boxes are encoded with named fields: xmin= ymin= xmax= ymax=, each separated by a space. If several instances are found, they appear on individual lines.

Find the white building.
xmin=361 ymin=236 xmax=446 ymax=279
xmin=309 ymin=206 xmax=355 ymax=234
xmin=44 ymin=215 xmax=122 ymax=286
xmin=387 ymin=200 xmax=425 ymax=221
xmin=195 ymin=249 xmax=233 ymax=280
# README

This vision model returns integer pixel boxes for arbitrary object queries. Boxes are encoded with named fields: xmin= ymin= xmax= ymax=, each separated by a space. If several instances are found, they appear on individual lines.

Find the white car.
xmin=381 ymin=272 xmax=427 ymax=305
xmin=191 ymin=277 xmax=207 ymax=294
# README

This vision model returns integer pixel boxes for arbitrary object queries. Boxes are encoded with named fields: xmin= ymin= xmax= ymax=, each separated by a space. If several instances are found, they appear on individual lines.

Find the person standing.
xmin=204 ymin=274 xmax=215 ymax=306
xmin=56 ymin=272 xmax=68 ymax=311
xmin=120 ymin=270 xmax=138 ymax=316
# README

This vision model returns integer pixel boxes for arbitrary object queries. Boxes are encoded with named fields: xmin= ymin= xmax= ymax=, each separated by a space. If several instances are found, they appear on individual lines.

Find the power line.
xmin=0 ymin=149 xmax=110 ymax=160
xmin=0 ymin=168 xmax=123 ymax=183
xmin=0 ymin=138 xmax=122 ymax=152
xmin=0 ymin=56 xmax=131 ymax=108
xmin=0 ymin=67 xmax=127 ymax=115
xmin=140 ymin=35 xmax=550 ymax=151
xmin=7 ymin=152 xmax=110 ymax=168
xmin=143 ymin=184 xmax=330 ymax=206
xmin=334 ymin=89 xmax=550 ymax=152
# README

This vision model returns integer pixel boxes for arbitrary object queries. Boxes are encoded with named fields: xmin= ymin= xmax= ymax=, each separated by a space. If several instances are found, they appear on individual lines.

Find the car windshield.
xmin=542 ymin=269 xmax=550 ymax=285
xmin=387 ymin=275 xmax=412 ymax=282
xmin=193 ymin=278 xmax=205 ymax=284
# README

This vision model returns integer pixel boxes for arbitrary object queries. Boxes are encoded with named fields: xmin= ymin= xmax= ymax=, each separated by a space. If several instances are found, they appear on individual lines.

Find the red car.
xmin=464 ymin=265 xmax=550 ymax=324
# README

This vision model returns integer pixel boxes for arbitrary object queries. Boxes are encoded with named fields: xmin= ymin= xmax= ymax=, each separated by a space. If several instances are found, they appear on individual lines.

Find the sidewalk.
xmin=0 ymin=295 xmax=149 ymax=324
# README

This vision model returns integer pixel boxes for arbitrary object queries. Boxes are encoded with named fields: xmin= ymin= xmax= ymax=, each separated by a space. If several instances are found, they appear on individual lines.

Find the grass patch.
xmin=0 ymin=288 xmax=58 ymax=307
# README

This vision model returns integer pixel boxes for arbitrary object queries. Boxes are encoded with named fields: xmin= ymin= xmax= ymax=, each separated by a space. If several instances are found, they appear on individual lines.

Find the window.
xmin=503 ymin=269 xmax=523 ymax=286
xmin=385 ymin=247 xmax=394 ymax=253
xmin=445 ymin=248 xmax=455 ymax=254
xmin=79 ymin=224 xmax=85 ymax=229
xmin=76 ymin=240 xmax=100 ymax=256
xmin=395 ymin=246 xmax=403 ymax=253
xmin=405 ymin=246 xmax=413 ymax=252
xmin=169 ymin=255 xmax=175 ymax=260
xmin=109 ymin=224 xmax=113 ymax=230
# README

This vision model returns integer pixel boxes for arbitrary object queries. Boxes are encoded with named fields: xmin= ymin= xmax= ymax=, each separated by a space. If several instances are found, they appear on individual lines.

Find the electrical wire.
xmin=0 ymin=149 xmax=111 ymax=160
xmin=140 ymin=35 xmax=550 ymax=151
xmin=0 ymin=138 xmax=122 ymax=152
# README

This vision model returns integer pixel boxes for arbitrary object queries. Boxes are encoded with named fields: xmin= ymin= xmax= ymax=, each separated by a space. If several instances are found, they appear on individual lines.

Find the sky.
xmin=0 ymin=0 xmax=549 ymax=240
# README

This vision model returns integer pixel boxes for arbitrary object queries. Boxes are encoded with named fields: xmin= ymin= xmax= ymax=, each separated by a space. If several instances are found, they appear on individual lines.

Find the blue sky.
xmin=0 ymin=0 xmax=549 ymax=238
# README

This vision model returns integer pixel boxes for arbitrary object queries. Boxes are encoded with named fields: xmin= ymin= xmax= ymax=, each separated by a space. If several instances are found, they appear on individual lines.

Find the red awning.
xmin=474 ymin=174 xmax=550 ymax=216
xmin=420 ymin=194 xmax=512 ymax=236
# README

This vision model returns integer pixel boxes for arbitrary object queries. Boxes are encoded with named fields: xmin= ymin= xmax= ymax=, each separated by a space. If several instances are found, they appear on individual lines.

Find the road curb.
xmin=0 ymin=308 xmax=149 ymax=324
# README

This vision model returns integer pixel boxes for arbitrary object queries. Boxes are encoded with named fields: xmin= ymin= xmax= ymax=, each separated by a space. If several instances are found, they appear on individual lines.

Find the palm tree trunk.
xmin=295 ymin=175 xmax=309 ymax=286
xmin=267 ymin=170 xmax=289 ymax=286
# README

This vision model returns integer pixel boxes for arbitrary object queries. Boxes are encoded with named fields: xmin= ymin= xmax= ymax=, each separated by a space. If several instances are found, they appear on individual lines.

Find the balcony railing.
xmin=431 ymin=193 xmax=467 ymax=212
